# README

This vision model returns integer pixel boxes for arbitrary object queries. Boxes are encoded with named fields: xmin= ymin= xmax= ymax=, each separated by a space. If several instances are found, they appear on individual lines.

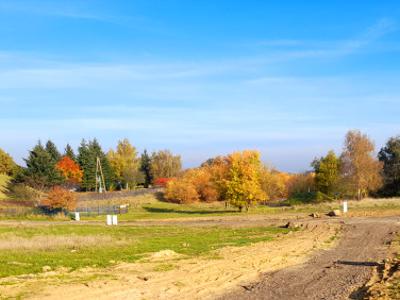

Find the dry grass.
xmin=0 ymin=174 xmax=10 ymax=200
xmin=77 ymin=193 xmax=157 ymax=208
xmin=347 ymin=197 xmax=400 ymax=207
xmin=0 ymin=234 xmax=126 ymax=251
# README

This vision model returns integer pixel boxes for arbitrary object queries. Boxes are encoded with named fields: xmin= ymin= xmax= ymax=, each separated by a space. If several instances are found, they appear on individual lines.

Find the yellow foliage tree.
xmin=260 ymin=168 xmax=290 ymax=201
xmin=224 ymin=150 xmax=267 ymax=211
xmin=108 ymin=139 xmax=140 ymax=189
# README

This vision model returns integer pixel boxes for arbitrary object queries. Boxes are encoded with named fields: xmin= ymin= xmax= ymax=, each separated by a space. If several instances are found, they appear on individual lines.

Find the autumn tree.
xmin=56 ymin=156 xmax=83 ymax=188
xmin=165 ymin=178 xmax=199 ymax=203
xmin=108 ymin=139 xmax=142 ymax=189
xmin=260 ymin=168 xmax=290 ymax=201
xmin=340 ymin=130 xmax=383 ymax=199
xmin=140 ymin=150 xmax=153 ymax=187
xmin=0 ymin=148 xmax=17 ymax=176
xmin=223 ymin=151 xmax=267 ymax=211
xmin=378 ymin=136 xmax=400 ymax=196
xmin=311 ymin=150 xmax=340 ymax=198
xmin=23 ymin=142 xmax=64 ymax=189
xmin=184 ymin=168 xmax=220 ymax=202
xmin=41 ymin=186 xmax=77 ymax=212
xmin=286 ymin=172 xmax=315 ymax=200
xmin=151 ymin=150 xmax=182 ymax=180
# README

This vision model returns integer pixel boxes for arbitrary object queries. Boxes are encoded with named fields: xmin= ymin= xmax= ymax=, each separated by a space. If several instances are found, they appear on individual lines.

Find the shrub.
xmin=41 ymin=186 xmax=76 ymax=211
xmin=7 ymin=183 xmax=43 ymax=204
xmin=185 ymin=168 xmax=220 ymax=202
xmin=154 ymin=177 xmax=172 ymax=187
xmin=165 ymin=180 xmax=199 ymax=203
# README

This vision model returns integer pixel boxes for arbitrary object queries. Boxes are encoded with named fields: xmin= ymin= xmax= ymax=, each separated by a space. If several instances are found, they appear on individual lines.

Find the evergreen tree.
xmin=378 ymin=136 xmax=400 ymax=196
xmin=89 ymin=139 xmax=114 ymax=190
xmin=64 ymin=144 xmax=76 ymax=162
xmin=140 ymin=149 xmax=153 ymax=187
xmin=45 ymin=140 xmax=61 ymax=163
xmin=23 ymin=141 xmax=63 ymax=189
xmin=77 ymin=139 xmax=92 ymax=191
xmin=78 ymin=139 xmax=114 ymax=191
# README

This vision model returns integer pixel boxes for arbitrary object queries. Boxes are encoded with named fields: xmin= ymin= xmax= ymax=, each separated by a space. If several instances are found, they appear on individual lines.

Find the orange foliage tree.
xmin=165 ymin=178 xmax=199 ymax=203
xmin=41 ymin=186 xmax=77 ymax=211
xmin=56 ymin=156 xmax=83 ymax=187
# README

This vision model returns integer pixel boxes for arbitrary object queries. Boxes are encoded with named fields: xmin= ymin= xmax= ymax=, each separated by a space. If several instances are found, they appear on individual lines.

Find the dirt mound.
xmin=360 ymin=258 xmax=400 ymax=300
xmin=149 ymin=249 xmax=182 ymax=260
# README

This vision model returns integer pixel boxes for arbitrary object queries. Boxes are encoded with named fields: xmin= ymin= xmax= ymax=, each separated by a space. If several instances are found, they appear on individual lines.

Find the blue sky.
xmin=0 ymin=0 xmax=400 ymax=172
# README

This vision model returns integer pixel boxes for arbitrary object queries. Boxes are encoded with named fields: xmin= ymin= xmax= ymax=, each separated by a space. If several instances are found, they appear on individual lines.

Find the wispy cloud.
xmin=0 ymin=1 xmax=128 ymax=23
xmin=251 ymin=18 xmax=398 ymax=60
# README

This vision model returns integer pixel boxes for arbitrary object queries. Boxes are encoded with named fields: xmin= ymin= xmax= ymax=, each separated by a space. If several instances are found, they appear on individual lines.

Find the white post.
xmin=74 ymin=212 xmax=80 ymax=221
xmin=343 ymin=200 xmax=348 ymax=213
xmin=112 ymin=215 xmax=118 ymax=226
xmin=106 ymin=215 xmax=112 ymax=225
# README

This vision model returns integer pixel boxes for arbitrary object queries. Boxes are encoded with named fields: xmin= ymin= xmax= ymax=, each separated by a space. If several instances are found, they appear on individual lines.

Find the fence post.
xmin=343 ymin=200 xmax=348 ymax=213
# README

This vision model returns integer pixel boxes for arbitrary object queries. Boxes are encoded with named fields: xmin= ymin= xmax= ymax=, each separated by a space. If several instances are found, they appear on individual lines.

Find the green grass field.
xmin=2 ymin=192 xmax=400 ymax=222
xmin=0 ymin=224 xmax=290 ymax=278
xmin=77 ymin=194 xmax=400 ymax=221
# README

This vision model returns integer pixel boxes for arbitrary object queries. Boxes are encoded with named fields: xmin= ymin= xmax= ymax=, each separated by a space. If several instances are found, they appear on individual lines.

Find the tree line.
xmin=164 ymin=130 xmax=400 ymax=210
xmin=1 ymin=130 xmax=400 ymax=211
xmin=0 ymin=138 xmax=182 ymax=192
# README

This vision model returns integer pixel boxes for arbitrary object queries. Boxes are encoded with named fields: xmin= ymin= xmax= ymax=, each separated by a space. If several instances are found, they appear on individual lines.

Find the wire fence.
xmin=74 ymin=205 xmax=129 ymax=216
xmin=76 ymin=187 xmax=163 ymax=202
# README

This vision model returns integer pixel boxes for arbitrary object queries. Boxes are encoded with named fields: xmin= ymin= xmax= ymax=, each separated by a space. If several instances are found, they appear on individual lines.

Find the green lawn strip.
xmin=0 ymin=225 xmax=290 ymax=278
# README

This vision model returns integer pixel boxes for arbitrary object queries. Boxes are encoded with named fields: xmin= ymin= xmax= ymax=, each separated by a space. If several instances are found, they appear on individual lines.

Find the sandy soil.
xmin=3 ymin=222 xmax=339 ymax=300
xmin=220 ymin=217 xmax=400 ymax=300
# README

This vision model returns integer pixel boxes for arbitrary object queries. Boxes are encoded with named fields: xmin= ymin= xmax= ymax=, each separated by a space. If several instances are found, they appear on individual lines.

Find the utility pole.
xmin=95 ymin=156 xmax=106 ymax=193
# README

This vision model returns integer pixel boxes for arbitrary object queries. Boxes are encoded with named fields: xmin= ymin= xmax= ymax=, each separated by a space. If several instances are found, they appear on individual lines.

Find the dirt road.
xmin=220 ymin=217 xmax=400 ymax=300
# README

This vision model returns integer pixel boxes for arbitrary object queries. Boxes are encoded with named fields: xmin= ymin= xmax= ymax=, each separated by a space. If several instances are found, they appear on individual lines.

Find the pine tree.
xmin=64 ymin=144 xmax=76 ymax=162
xmin=378 ymin=136 xmax=400 ymax=196
xmin=78 ymin=139 xmax=114 ymax=191
xmin=23 ymin=141 xmax=63 ymax=189
xmin=77 ymin=139 xmax=92 ymax=191
xmin=140 ymin=149 xmax=153 ymax=187
xmin=45 ymin=140 xmax=61 ymax=163
xmin=90 ymin=139 xmax=114 ymax=190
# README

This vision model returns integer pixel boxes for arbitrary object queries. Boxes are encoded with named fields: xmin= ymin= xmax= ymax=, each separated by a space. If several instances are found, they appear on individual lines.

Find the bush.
xmin=41 ymin=186 xmax=76 ymax=212
xmin=7 ymin=183 xmax=43 ymax=204
xmin=165 ymin=180 xmax=199 ymax=203
xmin=154 ymin=177 xmax=172 ymax=187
